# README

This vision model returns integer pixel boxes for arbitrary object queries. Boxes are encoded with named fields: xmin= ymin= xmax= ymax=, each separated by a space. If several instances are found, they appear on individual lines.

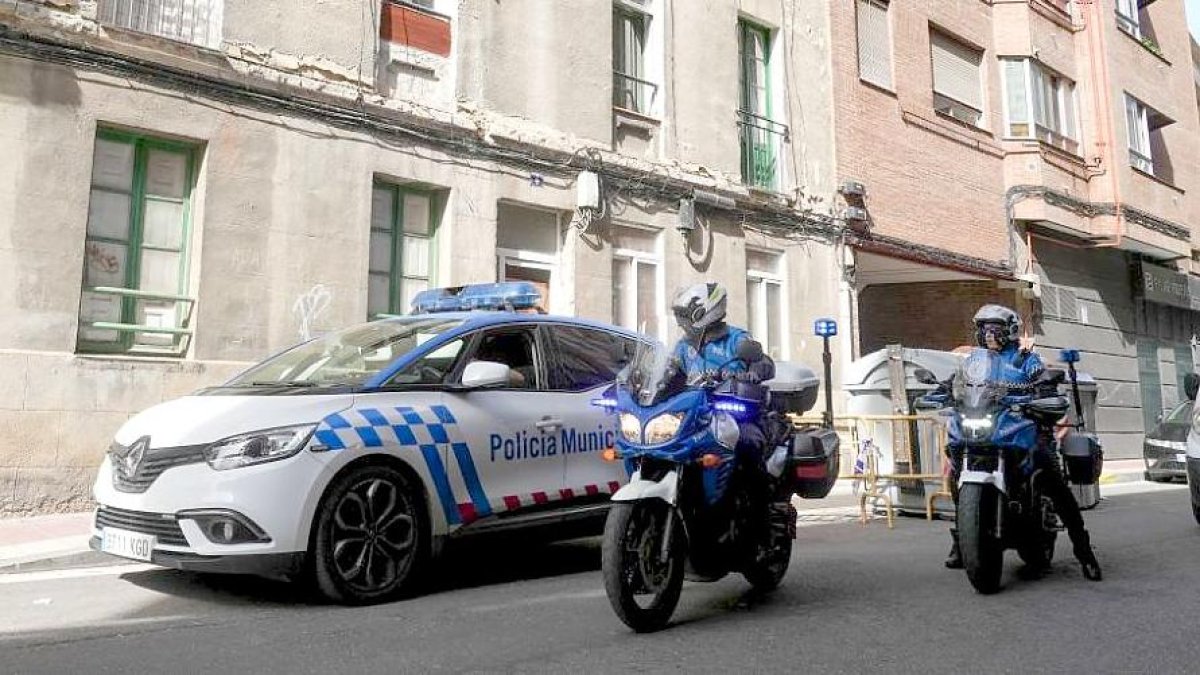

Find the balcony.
xmin=737 ymin=110 xmax=788 ymax=192
xmin=612 ymin=71 xmax=659 ymax=118
xmin=96 ymin=0 xmax=223 ymax=50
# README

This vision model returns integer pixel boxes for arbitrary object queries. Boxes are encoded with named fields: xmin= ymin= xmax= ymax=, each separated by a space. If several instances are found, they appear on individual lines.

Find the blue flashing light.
xmin=814 ymin=318 xmax=838 ymax=338
xmin=591 ymin=397 xmax=618 ymax=409
xmin=1059 ymin=348 xmax=1081 ymax=364
xmin=409 ymin=282 xmax=543 ymax=314
xmin=713 ymin=400 xmax=749 ymax=415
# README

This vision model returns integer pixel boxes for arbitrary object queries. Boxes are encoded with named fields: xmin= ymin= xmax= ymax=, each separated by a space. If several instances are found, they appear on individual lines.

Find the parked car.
xmin=91 ymin=282 xmax=646 ymax=603
xmin=1143 ymin=398 xmax=1192 ymax=483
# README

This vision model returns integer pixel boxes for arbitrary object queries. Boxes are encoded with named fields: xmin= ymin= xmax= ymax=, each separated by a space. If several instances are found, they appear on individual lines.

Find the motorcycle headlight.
xmin=205 ymin=425 xmax=316 ymax=471
xmin=619 ymin=413 xmax=642 ymax=443
xmin=961 ymin=416 xmax=994 ymax=442
xmin=644 ymin=413 xmax=685 ymax=445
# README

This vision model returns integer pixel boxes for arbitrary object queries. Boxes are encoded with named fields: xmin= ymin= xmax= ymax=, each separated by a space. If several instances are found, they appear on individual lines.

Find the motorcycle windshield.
xmin=618 ymin=340 xmax=685 ymax=407
xmin=953 ymin=348 xmax=1006 ymax=416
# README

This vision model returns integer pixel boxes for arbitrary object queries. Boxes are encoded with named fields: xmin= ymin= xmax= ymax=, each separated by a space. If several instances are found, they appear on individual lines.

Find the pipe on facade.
xmin=1081 ymin=0 xmax=1127 ymax=248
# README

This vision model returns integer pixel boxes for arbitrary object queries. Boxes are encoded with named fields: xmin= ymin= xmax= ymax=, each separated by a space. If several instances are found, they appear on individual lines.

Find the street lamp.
xmin=814 ymin=318 xmax=838 ymax=429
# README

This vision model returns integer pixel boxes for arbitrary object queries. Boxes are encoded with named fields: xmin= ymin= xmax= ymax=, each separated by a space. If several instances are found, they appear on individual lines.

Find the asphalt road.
xmin=2 ymin=481 xmax=1197 ymax=674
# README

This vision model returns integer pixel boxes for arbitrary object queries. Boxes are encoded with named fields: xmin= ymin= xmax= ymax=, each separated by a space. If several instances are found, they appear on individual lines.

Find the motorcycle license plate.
xmin=101 ymin=527 xmax=156 ymax=561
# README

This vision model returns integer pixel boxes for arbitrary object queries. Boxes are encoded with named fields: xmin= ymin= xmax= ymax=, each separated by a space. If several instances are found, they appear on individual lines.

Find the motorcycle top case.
xmin=1059 ymin=430 xmax=1103 ymax=486
xmin=766 ymin=362 xmax=820 ymax=415
xmin=788 ymin=427 xmax=840 ymax=499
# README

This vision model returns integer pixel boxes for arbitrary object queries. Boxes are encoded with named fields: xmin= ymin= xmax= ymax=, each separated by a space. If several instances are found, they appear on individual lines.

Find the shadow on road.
xmin=116 ymin=535 xmax=605 ymax=607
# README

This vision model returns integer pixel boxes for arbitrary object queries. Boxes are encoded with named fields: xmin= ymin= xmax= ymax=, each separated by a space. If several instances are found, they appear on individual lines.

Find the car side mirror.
xmin=914 ymin=368 xmax=938 ymax=386
xmin=1155 ymin=409 xmax=1166 ymax=424
xmin=1185 ymin=373 xmax=1199 ymax=401
xmin=460 ymin=361 xmax=512 ymax=389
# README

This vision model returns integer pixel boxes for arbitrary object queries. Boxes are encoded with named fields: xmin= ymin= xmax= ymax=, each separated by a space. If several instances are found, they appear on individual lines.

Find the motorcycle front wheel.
xmin=958 ymin=482 xmax=1005 ymax=594
xmin=602 ymin=501 xmax=685 ymax=633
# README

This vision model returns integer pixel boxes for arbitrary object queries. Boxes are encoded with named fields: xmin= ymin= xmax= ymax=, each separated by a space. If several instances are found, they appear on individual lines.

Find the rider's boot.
xmin=945 ymin=528 xmax=964 ymax=569
xmin=1071 ymin=529 xmax=1102 ymax=581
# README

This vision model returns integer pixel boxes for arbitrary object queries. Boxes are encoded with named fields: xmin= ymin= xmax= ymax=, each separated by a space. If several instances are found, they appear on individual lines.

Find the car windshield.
xmin=227 ymin=318 xmax=465 ymax=388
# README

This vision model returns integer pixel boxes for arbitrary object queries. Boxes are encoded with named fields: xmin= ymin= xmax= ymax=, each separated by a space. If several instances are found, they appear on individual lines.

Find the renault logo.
xmin=112 ymin=437 xmax=149 ymax=481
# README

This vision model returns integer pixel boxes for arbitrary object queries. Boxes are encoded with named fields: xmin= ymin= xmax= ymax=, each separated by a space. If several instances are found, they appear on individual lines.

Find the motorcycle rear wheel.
xmin=602 ymin=501 xmax=685 ymax=633
xmin=958 ymin=483 xmax=1004 ymax=594
xmin=741 ymin=502 xmax=794 ymax=591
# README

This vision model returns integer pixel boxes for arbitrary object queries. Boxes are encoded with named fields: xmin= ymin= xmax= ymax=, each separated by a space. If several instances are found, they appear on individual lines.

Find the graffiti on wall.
xmin=292 ymin=284 xmax=332 ymax=341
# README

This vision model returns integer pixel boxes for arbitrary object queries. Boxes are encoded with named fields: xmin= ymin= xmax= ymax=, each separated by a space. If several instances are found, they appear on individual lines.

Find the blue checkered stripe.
xmin=314 ymin=404 xmax=490 ymax=527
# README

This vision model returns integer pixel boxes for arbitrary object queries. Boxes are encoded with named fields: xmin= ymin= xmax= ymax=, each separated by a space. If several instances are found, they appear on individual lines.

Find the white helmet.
xmin=671 ymin=282 xmax=728 ymax=338
xmin=973 ymin=304 xmax=1021 ymax=348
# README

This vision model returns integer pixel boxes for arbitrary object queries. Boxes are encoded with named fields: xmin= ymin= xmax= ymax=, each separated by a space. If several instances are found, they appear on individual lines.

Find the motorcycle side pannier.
xmin=1060 ymin=431 xmax=1103 ymax=485
xmin=766 ymin=362 xmax=820 ymax=415
xmin=789 ymin=427 xmax=840 ymax=499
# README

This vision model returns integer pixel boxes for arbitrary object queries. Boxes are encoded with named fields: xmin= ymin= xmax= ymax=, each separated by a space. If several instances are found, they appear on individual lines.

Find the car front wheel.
xmin=310 ymin=464 xmax=428 ymax=604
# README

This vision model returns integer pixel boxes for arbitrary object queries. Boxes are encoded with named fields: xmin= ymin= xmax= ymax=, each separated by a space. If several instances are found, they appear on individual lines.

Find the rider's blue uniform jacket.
xmin=990 ymin=343 xmax=1045 ymax=393
xmin=672 ymin=325 xmax=752 ymax=378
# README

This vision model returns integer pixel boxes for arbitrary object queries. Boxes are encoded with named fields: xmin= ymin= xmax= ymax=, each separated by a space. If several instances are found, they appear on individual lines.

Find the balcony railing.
xmin=738 ymin=110 xmax=788 ymax=191
xmin=613 ymin=71 xmax=659 ymax=117
xmin=81 ymin=286 xmax=196 ymax=357
xmin=97 ymin=0 xmax=223 ymax=49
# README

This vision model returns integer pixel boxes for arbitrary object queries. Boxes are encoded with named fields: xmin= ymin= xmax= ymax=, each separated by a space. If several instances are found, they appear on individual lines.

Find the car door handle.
xmin=535 ymin=417 xmax=564 ymax=432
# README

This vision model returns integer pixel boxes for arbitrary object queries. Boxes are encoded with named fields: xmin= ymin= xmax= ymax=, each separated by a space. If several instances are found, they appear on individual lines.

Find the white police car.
xmin=91 ymin=283 xmax=642 ymax=603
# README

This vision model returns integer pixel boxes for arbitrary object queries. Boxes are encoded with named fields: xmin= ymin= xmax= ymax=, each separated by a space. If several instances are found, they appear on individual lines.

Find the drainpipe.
xmin=1082 ymin=0 xmax=1126 ymax=248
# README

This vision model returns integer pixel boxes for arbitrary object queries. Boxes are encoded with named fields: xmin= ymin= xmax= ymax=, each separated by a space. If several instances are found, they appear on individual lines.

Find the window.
xmin=930 ymin=30 xmax=983 ymax=127
xmin=746 ymin=249 xmax=785 ymax=360
xmin=613 ymin=1 xmax=656 ymax=115
xmin=738 ymin=19 xmax=787 ymax=190
xmin=856 ymin=0 xmax=892 ymax=89
xmin=369 ymin=185 xmax=438 ymax=317
xmin=466 ymin=328 xmax=540 ymax=390
xmin=1116 ymin=0 xmax=1140 ymax=37
xmin=1138 ymin=338 xmax=1164 ymax=432
xmin=379 ymin=0 xmax=451 ymax=57
xmin=1125 ymin=93 xmax=1175 ymax=182
xmin=387 ymin=336 xmax=466 ymax=386
xmin=611 ymin=226 xmax=662 ymax=339
xmin=496 ymin=203 xmax=562 ymax=313
xmin=547 ymin=326 xmax=638 ymax=392
xmin=1001 ymin=58 xmax=1079 ymax=154
xmin=97 ymin=0 xmax=223 ymax=49
xmin=78 ymin=130 xmax=196 ymax=356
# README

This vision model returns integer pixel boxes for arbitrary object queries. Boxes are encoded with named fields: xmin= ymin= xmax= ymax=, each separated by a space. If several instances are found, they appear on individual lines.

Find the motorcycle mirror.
xmin=735 ymin=339 xmax=763 ymax=364
xmin=1185 ymin=373 xmax=1199 ymax=401
xmin=1040 ymin=369 xmax=1066 ymax=386
xmin=914 ymin=368 xmax=938 ymax=386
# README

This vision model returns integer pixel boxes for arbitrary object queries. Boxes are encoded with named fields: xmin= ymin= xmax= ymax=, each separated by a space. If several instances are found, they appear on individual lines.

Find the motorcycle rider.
xmin=942 ymin=304 xmax=1102 ymax=581
xmin=669 ymin=282 xmax=776 ymax=471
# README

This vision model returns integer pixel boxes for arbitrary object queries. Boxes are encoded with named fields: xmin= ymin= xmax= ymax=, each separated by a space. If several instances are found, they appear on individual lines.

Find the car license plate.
xmin=1176 ymin=453 xmax=1188 ymax=463
xmin=101 ymin=527 xmax=156 ymax=562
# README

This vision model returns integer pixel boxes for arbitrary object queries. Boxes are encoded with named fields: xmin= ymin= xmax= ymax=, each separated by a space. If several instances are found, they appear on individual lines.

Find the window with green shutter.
xmin=369 ymin=183 xmax=439 ymax=317
xmin=78 ymin=129 xmax=196 ymax=356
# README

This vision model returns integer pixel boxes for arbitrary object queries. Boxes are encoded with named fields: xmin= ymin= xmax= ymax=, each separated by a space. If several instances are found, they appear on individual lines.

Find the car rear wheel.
xmin=310 ymin=464 xmax=428 ymax=604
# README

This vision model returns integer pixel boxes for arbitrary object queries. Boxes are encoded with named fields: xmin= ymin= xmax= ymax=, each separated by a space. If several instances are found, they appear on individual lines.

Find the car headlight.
xmin=205 ymin=425 xmax=316 ymax=471
xmin=619 ymin=413 xmax=642 ymax=443
xmin=644 ymin=413 xmax=685 ymax=445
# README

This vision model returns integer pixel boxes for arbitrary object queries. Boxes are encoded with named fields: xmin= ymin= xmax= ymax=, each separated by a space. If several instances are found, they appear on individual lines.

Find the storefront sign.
xmin=1140 ymin=262 xmax=1193 ymax=311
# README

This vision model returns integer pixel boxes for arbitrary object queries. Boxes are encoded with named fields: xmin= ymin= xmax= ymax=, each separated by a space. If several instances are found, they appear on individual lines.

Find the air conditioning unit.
xmin=838 ymin=180 xmax=866 ymax=197
xmin=843 ymin=206 xmax=869 ymax=223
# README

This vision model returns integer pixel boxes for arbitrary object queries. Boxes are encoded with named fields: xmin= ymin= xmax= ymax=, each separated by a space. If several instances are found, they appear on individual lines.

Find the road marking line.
xmin=0 ymin=563 xmax=157 ymax=585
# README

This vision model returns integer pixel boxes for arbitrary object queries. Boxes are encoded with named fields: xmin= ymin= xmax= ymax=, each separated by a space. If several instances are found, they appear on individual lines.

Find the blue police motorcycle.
xmin=597 ymin=340 xmax=837 ymax=632
xmin=917 ymin=348 xmax=1074 ymax=594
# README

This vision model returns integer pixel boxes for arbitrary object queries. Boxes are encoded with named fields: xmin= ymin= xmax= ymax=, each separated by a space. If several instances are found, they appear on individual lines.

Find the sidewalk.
xmin=0 ymin=459 xmax=1157 ymax=572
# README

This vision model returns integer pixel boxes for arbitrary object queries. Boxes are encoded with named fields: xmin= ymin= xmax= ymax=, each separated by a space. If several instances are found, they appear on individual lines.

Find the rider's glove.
xmin=732 ymin=371 xmax=762 ymax=384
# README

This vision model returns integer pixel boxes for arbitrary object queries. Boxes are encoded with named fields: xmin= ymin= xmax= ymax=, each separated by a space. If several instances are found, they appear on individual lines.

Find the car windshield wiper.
xmin=243 ymin=380 xmax=325 ymax=387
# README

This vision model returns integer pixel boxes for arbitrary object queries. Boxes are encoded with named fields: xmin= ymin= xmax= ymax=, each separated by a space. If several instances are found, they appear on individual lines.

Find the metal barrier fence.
xmin=794 ymin=413 xmax=953 ymax=529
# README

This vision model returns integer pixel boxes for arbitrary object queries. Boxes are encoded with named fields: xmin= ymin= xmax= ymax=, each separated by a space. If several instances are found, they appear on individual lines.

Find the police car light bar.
xmin=814 ymin=318 xmax=838 ymax=338
xmin=410 ymin=282 xmax=543 ymax=314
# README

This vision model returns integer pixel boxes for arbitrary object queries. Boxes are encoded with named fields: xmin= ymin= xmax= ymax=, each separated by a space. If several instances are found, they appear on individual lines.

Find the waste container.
xmin=842 ymin=346 xmax=961 ymax=516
